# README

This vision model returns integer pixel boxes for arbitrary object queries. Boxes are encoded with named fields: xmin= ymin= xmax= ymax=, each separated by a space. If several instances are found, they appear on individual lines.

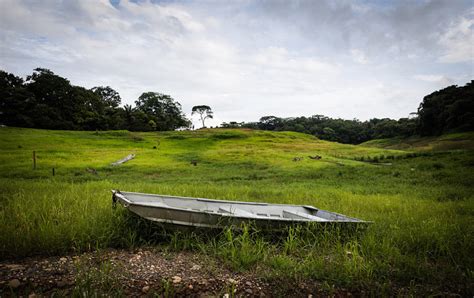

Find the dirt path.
xmin=0 ymin=249 xmax=333 ymax=297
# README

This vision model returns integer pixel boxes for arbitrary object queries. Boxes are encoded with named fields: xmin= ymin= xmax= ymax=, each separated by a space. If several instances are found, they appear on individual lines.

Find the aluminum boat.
xmin=112 ymin=190 xmax=367 ymax=228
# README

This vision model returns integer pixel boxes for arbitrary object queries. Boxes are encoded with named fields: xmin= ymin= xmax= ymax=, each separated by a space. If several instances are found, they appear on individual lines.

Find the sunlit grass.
xmin=0 ymin=127 xmax=473 ymax=294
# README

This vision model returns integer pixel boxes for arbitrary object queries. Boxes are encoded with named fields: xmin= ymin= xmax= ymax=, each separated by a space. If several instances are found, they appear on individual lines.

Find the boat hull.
xmin=112 ymin=190 xmax=368 ymax=229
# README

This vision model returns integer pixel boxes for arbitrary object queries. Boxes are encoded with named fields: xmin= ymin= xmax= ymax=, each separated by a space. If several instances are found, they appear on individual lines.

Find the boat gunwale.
xmin=112 ymin=190 xmax=367 ymax=223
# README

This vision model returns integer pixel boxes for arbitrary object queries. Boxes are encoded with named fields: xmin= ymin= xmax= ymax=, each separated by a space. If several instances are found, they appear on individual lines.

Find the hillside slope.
xmin=0 ymin=127 xmax=403 ymax=182
xmin=360 ymin=131 xmax=474 ymax=151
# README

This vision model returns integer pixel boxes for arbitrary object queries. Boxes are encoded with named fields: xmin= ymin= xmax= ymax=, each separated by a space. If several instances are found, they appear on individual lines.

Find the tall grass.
xmin=0 ymin=127 xmax=473 ymax=294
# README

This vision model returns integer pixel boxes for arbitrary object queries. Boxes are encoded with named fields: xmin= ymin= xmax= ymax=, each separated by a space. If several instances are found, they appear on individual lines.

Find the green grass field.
xmin=1 ymin=127 xmax=473 ymax=295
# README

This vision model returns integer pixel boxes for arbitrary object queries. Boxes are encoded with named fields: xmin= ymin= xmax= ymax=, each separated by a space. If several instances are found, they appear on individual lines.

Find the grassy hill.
xmin=360 ymin=131 xmax=474 ymax=151
xmin=0 ymin=127 xmax=473 ymax=295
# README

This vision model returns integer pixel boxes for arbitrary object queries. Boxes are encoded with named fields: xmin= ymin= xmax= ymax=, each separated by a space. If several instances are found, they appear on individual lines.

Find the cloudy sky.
xmin=1 ymin=0 xmax=473 ymax=127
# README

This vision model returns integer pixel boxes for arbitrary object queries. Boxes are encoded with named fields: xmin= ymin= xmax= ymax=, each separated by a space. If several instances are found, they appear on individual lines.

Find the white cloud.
xmin=414 ymin=74 xmax=451 ymax=83
xmin=0 ymin=0 xmax=472 ymax=128
xmin=413 ymin=74 xmax=455 ymax=90
xmin=438 ymin=11 xmax=474 ymax=63
xmin=350 ymin=49 xmax=369 ymax=64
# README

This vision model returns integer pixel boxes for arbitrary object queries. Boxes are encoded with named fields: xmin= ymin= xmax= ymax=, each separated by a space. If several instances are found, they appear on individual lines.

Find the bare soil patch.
xmin=0 ymin=249 xmax=340 ymax=297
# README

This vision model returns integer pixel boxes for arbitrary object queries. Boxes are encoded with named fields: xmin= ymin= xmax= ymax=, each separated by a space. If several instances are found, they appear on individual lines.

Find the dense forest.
xmin=0 ymin=68 xmax=189 ymax=132
xmin=1 ymin=68 xmax=472 ymax=144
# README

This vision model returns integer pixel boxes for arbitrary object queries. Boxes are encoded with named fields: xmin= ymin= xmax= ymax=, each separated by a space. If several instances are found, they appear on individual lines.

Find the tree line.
xmin=0 ymin=68 xmax=190 ymax=131
xmin=1 ymin=68 xmax=472 ymax=144
xmin=223 ymin=116 xmax=417 ymax=144
xmin=222 ymin=81 xmax=473 ymax=144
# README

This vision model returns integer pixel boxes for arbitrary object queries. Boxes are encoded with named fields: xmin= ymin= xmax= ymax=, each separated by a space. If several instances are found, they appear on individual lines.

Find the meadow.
xmin=0 ymin=127 xmax=473 ymax=295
